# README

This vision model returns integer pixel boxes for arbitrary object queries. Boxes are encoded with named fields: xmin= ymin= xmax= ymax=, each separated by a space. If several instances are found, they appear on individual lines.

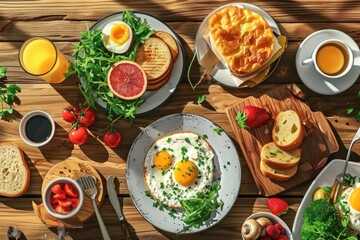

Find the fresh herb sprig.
xmin=346 ymin=91 xmax=360 ymax=122
xmin=180 ymin=184 xmax=223 ymax=231
xmin=0 ymin=67 xmax=21 ymax=120
xmin=70 ymin=10 xmax=154 ymax=122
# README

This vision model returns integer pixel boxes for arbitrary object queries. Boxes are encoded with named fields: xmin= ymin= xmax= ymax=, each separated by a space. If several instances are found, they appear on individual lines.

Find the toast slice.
xmin=261 ymin=142 xmax=302 ymax=168
xmin=154 ymin=31 xmax=179 ymax=60
xmin=0 ymin=143 xmax=30 ymax=197
xmin=272 ymin=110 xmax=304 ymax=151
xmin=135 ymin=37 xmax=173 ymax=81
xmin=260 ymin=159 xmax=297 ymax=181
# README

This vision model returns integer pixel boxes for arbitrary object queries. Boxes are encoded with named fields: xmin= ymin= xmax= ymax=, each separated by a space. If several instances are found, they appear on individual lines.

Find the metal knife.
xmin=107 ymin=176 xmax=131 ymax=240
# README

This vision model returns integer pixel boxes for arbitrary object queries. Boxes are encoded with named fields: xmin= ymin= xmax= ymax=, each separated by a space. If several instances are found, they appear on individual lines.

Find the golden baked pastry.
xmin=208 ymin=6 xmax=274 ymax=75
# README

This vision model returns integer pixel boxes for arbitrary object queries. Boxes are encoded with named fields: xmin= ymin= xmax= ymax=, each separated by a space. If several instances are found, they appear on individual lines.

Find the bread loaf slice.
xmin=0 ymin=143 xmax=30 ymax=197
xmin=261 ymin=142 xmax=302 ymax=169
xmin=272 ymin=110 xmax=304 ymax=151
xmin=260 ymin=160 xmax=297 ymax=181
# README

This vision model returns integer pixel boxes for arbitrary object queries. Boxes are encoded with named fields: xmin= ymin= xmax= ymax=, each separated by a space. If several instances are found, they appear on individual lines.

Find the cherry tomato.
xmin=51 ymin=183 xmax=63 ymax=194
xmin=55 ymin=205 xmax=71 ymax=214
xmin=58 ymin=198 xmax=72 ymax=208
xmin=79 ymin=107 xmax=96 ymax=127
xmin=53 ymin=190 xmax=67 ymax=200
xmin=71 ymin=198 xmax=79 ymax=208
xmin=64 ymin=183 xmax=78 ymax=198
xmin=62 ymin=105 xmax=79 ymax=123
xmin=103 ymin=130 xmax=122 ymax=148
xmin=68 ymin=127 xmax=89 ymax=145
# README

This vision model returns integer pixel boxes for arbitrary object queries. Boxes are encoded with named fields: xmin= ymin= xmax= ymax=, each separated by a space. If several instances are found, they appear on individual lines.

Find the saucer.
xmin=296 ymin=29 xmax=360 ymax=95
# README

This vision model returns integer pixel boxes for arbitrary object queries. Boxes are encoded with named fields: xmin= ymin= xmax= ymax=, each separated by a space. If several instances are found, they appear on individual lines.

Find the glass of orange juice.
xmin=19 ymin=37 xmax=69 ymax=83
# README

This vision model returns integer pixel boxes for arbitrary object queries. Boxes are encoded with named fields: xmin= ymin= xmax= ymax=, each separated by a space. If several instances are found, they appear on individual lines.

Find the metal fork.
xmin=330 ymin=127 xmax=360 ymax=203
xmin=77 ymin=175 xmax=111 ymax=240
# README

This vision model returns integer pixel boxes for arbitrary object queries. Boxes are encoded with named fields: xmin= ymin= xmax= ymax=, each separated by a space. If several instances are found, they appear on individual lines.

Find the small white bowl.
xmin=242 ymin=212 xmax=293 ymax=240
xmin=19 ymin=110 xmax=55 ymax=147
xmin=43 ymin=177 xmax=84 ymax=219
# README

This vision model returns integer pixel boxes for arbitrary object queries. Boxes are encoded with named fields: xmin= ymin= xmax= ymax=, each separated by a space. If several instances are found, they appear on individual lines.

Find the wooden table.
xmin=1 ymin=0 xmax=360 ymax=239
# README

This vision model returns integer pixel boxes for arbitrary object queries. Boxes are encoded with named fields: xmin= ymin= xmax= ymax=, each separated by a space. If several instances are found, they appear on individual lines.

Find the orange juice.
xmin=19 ymin=37 xmax=69 ymax=83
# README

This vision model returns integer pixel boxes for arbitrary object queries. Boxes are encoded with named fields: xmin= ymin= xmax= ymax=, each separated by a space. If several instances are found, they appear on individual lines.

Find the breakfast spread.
xmin=0 ymin=144 xmax=30 ymax=197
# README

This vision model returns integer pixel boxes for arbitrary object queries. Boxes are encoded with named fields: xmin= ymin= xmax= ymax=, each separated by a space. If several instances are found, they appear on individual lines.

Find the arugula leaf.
xmin=197 ymin=94 xmax=206 ymax=104
xmin=0 ymin=67 xmax=7 ymax=80
xmin=213 ymin=127 xmax=223 ymax=135
xmin=347 ymin=106 xmax=354 ymax=114
xmin=71 ymin=10 xmax=154 ymax=122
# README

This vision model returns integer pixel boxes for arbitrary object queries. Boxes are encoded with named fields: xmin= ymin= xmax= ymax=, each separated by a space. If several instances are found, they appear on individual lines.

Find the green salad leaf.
xmin=71 ymin=10 xmax=155 ymax=122
xmin=0 ymin=68 xmax=21 ymax=120
xmin=0 ymin=67 xmax=7 ymax=79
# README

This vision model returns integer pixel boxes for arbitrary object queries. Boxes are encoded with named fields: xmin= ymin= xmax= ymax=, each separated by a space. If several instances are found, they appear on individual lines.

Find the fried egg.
xmin=102 ymin=21 xmax=133 ymax=54
xmin=339 ymin=182 xmax=360 ymax=232
xmin=144 ymin=132 xmax=214 ymax=208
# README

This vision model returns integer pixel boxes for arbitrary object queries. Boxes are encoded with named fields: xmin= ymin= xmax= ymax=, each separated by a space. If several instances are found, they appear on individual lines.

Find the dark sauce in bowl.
xmin=25 ymin=115 xmax=52 ymax=143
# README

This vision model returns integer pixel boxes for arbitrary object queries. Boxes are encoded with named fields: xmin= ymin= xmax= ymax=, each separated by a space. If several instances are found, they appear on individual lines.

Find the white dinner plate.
xmin=296 ymin=29 xmax=360 ymax=95
xmin=126 ymin=113 xmax=241 ymax=234
xmin=87 ymin=11 xmax=185 ymax=116
xmin=195 ymin=3 xmax=281 ymax=88
xmin=292 ymin=159 xmax=360 ymax=239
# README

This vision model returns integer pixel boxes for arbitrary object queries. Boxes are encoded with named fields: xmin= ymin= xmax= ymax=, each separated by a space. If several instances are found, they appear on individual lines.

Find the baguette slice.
xmin=272 ymin=110 xmax=304 ymax=151
xmin=0 ymin=143 xmax=30 ymax=197
xmin=260 ymin=159 xmax=297 ymax=181
xmin=261 ymin=142 xmax=302 ymax=168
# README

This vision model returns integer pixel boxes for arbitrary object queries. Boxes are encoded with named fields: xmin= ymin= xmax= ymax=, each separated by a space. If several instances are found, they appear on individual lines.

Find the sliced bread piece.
xmin=260 ymin=159 xmax=297 ymax=181
xmin=261 ymin=142 xmax=302 ymax=168
xmin=0 ymin=143 xmax=30 ymax=197
xmin=272 ymin=110 xmax=304 ymax=151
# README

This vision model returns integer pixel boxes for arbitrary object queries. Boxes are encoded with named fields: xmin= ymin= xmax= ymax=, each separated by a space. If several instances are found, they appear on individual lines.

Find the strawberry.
xmin=275 ymin=223 xmax=285 ymax=234
xmin=265 ymin=225 xmax=280 ymax=239
xmin=236 ymin=105 xmax=270 ymax=129
xmin=278 ymin=234 xmax=288 ymax=240
xmin=267 ymin=198 xmax=288 ymax=216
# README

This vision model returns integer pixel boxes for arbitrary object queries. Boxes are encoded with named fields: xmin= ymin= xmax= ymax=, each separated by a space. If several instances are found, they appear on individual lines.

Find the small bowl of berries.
xmin=43 ymin=177 xmax=84 ymax=219
xmin=241 ymin=212 xmax=293 ymax=240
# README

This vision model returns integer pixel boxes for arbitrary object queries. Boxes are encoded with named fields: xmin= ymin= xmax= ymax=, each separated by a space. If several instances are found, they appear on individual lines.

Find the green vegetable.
xmin=235 ymin=111 xmax=248 ymax=129
xmin=301 ymin=199 xmax=357 ymax=240
xmin=70 ymin=10 xmax=155 ymax=122
xmin=197 ymin=94 xmax=206 ymax=104
xmin=344 ymin=173 xmax=357 ymax=187
xmin=0 ymin=68 xmax=21 ymax=120
xmin=347 ymin=91 xmax=360 ymax=123
xmin=0 ymin=67 xmax=7 ymax=79
xmin=213 ymin=127 xmax=223 ymax=135
xmin=180 ymin=184 xmax=223 ymax=231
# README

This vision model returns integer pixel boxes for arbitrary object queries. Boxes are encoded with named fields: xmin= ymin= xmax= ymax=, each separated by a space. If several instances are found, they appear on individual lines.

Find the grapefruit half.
xmin=107 ymin=60 xmax=147 ymax=100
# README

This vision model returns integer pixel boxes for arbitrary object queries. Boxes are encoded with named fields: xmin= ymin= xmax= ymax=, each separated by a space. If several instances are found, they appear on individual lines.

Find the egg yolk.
xmin=110 ymin=23 xmax=130 ymax=45
xmin=349 ymin=187 xmax=360 ymax=211
xmin=174 ymin=160 xmax=198 ymax=187
xmin=153 ymin=151 xmax=172 ymax=170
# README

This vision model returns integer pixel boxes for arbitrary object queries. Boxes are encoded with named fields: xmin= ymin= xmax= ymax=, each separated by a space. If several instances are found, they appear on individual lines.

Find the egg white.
xmin=144 ymin=132 xmax=214 ymax=208
xmin=339 ymin=182 xmax=360 ymax=232
xmin=102 ymin=21 xmax=133 ymax=54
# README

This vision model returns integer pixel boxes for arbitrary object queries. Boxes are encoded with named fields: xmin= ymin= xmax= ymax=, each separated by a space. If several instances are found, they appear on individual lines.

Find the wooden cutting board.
xmin=33 ymin=158 xmax=104 ymax=228
xmin=226 ymin=85 xmax=339 ymax=196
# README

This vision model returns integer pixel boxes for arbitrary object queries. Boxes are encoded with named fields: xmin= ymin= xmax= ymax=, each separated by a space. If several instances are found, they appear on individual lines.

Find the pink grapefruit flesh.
xmin=107 ymin=60 xmax=147 ymax=100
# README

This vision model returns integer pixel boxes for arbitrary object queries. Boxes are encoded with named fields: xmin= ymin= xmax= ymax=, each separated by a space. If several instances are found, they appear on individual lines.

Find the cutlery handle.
xmin=121 ymin=220 xmax=131 ymax=239
xmin=92 ymin=199 xmax=111 ymax=240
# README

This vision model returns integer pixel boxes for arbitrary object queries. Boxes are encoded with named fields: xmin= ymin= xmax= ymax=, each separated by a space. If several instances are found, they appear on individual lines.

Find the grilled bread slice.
xmin=0 ymin=143 xmax=30 ymax=197
xmin=154 ymin=31 xmax=179 ymax=60
xmin=272 ymin=110 xmax=304 ymax=151
xmin=261 ymin=142 xmax=302 ymax=169
xmin=135 ymin=37 xmax=172 ymax=81
xmin=260 ymin=159 xmax=297 ymax=182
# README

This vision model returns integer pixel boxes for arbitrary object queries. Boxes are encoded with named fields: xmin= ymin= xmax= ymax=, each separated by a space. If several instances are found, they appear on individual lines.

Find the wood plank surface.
xmin=0 ymin=0 xmax=360 ymax=239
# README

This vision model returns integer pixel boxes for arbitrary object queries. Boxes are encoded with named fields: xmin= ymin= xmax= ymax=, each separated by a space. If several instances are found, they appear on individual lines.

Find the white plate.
xmin=296 ymin=29 xmax=360 ymax=95
xmin=292 ymin=159 xmax=360 ymax=239
xmin=87 ymin=12 xmax=185 ymax=116
xmin=126 ymin=113 xmax=241 ymax=234
xmin=195 ymin=3 xmax=281 ymax=88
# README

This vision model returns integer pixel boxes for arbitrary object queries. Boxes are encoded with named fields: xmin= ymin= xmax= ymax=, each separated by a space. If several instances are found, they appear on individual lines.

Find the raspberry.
xmin=275 ymin=223 xmax=285 ymax=234
xmin=278 ymin=234 xmax=288 ymax=240
xmin=265 ymin=225 xmax=280 ymax=239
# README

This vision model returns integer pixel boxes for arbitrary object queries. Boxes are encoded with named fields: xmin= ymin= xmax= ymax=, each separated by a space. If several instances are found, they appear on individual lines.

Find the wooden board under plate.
xmin=226 ymin=85 xmax=339 ymax=196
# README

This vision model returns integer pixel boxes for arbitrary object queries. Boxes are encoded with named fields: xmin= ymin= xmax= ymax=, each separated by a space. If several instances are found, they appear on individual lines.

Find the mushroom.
xmin=241 ymin=218 xmax=262 ymax=240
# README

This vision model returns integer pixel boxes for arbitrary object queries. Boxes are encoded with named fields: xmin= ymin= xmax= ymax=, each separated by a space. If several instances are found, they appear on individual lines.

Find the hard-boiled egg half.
xmin=102 ymin=21 xmax=133 ymax=54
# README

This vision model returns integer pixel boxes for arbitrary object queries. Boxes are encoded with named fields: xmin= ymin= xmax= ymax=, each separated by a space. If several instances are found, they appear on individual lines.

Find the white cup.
xmin=19 ymin=110 xmax=55 ymax=147
xmin=302 ymin=39 xmax=353 ymax=78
